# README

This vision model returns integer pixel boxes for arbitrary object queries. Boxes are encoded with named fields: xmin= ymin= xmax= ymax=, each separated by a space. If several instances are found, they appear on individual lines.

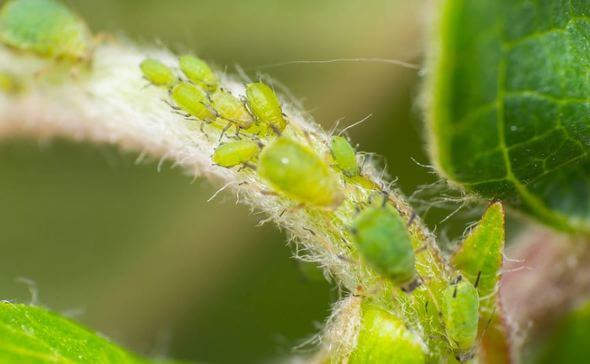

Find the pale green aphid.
xmin=210 ymin=89 xmax=254 ymax=130
xmin=442 ymin=277 xmax=479 ymax=354
xmin=331 ymin=135 xmax=359 ymax=177
xmin=179 ymin=55 xmax=219 ymax=92
xmin=212 ymin=140 xmax=260 ymax=168
xmin=0 ymin=0 xmax=92 ymax=61
xmin=246 ymin=82 xmax=288 ymax=134
xmin=140 ymin=58 xmax=176 ymax=87
xmin=349 ymin=304 xmax=425 ymax=364
xmin=170 ymin=82 xmax=216 ymax=122
xmin=351 ymin=204 xmax=415 ymax=285
xmin=257 ymin=137 xmax=344 ymax=207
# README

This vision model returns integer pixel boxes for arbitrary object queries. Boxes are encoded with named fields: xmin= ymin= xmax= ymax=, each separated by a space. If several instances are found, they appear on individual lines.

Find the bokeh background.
xmin=0 ymin=1 xmax=474 ymax=363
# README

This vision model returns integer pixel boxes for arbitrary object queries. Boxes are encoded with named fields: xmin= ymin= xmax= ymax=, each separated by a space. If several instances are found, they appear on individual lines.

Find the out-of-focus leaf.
xmin=0 ymin=302 xmax=168 ymax=364
xmin=427 ymin=0 xmax=590 ymax=233
xmin=536 ymin=300 xmax=590 ymax=363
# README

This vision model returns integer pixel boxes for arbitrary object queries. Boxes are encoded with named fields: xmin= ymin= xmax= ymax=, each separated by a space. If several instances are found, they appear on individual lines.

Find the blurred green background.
xmin=0 ymin=1 xmax=436 ymax=363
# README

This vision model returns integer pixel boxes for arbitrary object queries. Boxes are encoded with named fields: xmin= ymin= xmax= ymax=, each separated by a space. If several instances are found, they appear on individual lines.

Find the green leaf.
xmin=0 ymin=302 xmax=157 ymax=364
xmin=427 ymin=0 xmax=590 ymax=233
xmin=452 ymin=202 xmax=505 ymax=304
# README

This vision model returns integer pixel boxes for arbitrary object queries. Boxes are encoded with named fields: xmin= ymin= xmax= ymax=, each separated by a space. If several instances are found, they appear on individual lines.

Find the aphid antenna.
xmin=255 ymin=57 xmax=420 ymax=70
xmin=337 ymin=113 xmax=373 ymax=137
xmin=327 ymin=117 xmax=345 ymax=136
xmin=233 ymin=63 xmax=252 ymax=83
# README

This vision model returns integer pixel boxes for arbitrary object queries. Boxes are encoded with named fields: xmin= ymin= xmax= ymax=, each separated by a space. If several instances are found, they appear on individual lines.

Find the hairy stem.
xmin=0 ymin=41 xmax=454 ymax=361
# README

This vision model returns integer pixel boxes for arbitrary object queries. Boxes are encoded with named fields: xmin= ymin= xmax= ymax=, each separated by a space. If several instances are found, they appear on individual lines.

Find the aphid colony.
xmin=140 ymin=55 xmax=352 ymax=207
xmin=141 ymin=55 xmax=481 ymax=359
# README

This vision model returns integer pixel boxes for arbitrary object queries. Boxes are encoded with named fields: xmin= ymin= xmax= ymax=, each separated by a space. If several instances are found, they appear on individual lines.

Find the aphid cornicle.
xmin=246 ymin=82 xmax=288 ymax=134
xmin=331 ymin=136 xmax=359 ymax=177
xmin=442 ymin=276 xmax=479 ymax=354
xmin=0 ymin=0 xmax=92 ymax=61
xmin=349 ymin=304 xmax=426 ymax=364
xmin=351 ymin=204 xmax=415 ymax=285
xmin=212 ymin=140 xmax=260 ymax=168
xmin=210 ymin=89 xmax=254 ymax=130
xmin=140 ymin=59 xmax=176 ymax=87
xmin=170 ymin=82 xmax=216 ymax=122
xmin=179 ymin=55 xmax=219 ymax=92
xmin=257 ymin=137 xmax=344 ymax=207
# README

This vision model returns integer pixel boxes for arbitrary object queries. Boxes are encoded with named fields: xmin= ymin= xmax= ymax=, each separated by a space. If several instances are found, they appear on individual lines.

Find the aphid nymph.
xmin=170 ymin=82 xmax=217 ymax=122
xmin=246 ymin=82 xmax=288 ymax=134
xmin=330 ymin=135 xmax=359 ymax=177
xmin=179 ymin=55 xmax=219 ymax=92
xmin=351 ymin=204 xmax=416 ymax=285
xmin=212 ymin=140 xmax=260 ymax=168
xmin=140 ymin=58 xmax=176 ymax=87
xmin=257 ymin=137 xmax=343 ymax=207
xmin=442 ymin=275 xmax=479 ymax=356
xmin=210 ymin=89 xmax=254 ymax=131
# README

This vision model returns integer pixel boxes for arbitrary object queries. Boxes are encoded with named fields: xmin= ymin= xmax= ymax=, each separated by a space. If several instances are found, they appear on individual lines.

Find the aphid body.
xmin=0 ymin=0 xmax=92 ymax=61
xmin=171 ymin=82 xmax=216 ymax=122
xmin=210 ymin=89 xmax=254 ymax=129
xmin=331 ymin=136 xmax=359 ymax=177
xmin=179 ymin=55 xmax=219 ymax=92
xmin=257 ymin=137 xmax=343 ymax=207
xmin=349 ymin=304 xmax=425 ymax=364
xmin=140 ymin=58 xmax=176 ymax=87
xmin=351 ymin=204 xmax=415 ymax=285
xmin=246 ymin=82 xmax=287 ymax=134
xmin=442 ymin=277 xmax=479 ymax=353
xmin=212 ymin=140 xmax=260 ymax=168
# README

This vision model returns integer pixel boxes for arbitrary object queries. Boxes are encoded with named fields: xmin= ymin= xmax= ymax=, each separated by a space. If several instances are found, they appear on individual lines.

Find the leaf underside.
xmin=430 ymin=0 xmax=590 ymax=233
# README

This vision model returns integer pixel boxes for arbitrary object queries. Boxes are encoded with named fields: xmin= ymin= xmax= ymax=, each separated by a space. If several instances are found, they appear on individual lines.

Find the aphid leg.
xmin=401 ymin=276 xmax=422 ymax=293
xmin=407 ymin=211 xmax=417 ymax=227
xmin=415 ymin=244 xmax=428 ymax=254
xmin=270 ymin=124 xmax=282 ymax=136
xmin=219 ymin=122 xmax=233 ymax=141
xmin=474 ymin=271 xmax=482 ymax=288
xmin=238 ymin=162 xmax=256 ymax=171
xmin=302 ymin=227 xmax=316 ymax=236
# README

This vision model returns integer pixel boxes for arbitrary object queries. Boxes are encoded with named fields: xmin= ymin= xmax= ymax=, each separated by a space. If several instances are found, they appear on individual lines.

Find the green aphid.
xmin=170 ymin=82 xmax=216 ymax=122
xmin=257 ymin=137 xmax=344 ymax=208
xmin=442 ymin=277 xmax=479 ymax=354
xmin=246 ymin=82 xmax=288 ymax=134
xmin=179 ymin=55 xmax=219 ymax=92
xmin=351 ymin=204 xmax=415 ymax=285
xmin=0 ymin=0 xmax=92 ymax=61
xmin=210 ymin=89 xmax=254 ymax=130
xmin=212 ymin=140 xmax=260 ymax=168
xmin=140 ymin=58 xmax=176 ymax=88
xmin=331 ymin=135 xmax=359 ymax=177
xmin=349 ymin=304 xmax=426 ymax=364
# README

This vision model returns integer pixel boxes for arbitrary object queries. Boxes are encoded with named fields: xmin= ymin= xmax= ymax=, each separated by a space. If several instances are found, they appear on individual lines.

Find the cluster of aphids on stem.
xmin=0 ymin=0 xmax=484 ymax=361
